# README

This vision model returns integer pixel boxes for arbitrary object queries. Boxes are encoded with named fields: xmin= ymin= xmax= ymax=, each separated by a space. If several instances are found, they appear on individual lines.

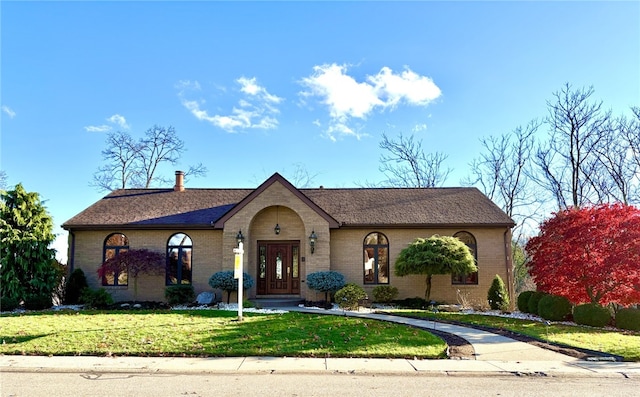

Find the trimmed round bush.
xmin=334 ymin=283 xmax=367 ymax=310
xmin=24 ymin=293 xmax=53 ymax=310
xmin=165 ymin=285 xmax=196 ymax=305
xmin=64 ymin=268 xmax=89 ymax=305
xmin=487 ymin=275 xmax=510 ymax=310
xmin=517 ymin=291 xmax=535 ymax=313
xmin=306 ymin=271 xmax=345 ymax=302
xmin=396 ymin=297 xmax=428 ymax=309
xmin=573 ymin=303 xmax=612 ymax=328
xmin=537 ymin=294 xmax=572 ymax=321
xmin=527 ymin=291 xmax=547 ymax=315
xmin=80 ymin=288 xmax=114 ymax=309
xmin=372 ymin=285 xmax=398 ymax=303
xmin=616 ymin=308 xmax=640 ymax=331
xmin=1 ymin=295 xmax=20 ymax=312
xmin=208 ymin=271 xmax=254 ymax=304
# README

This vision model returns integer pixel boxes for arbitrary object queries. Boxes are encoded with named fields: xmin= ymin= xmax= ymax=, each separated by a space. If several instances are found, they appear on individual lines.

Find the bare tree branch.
xmin=92 ymin=125 xmax=207 ymax=191
xmin=378 ymin=132 xmax=452 ymax=187
xmin=533 ymin=83 xmax=610 ymax=209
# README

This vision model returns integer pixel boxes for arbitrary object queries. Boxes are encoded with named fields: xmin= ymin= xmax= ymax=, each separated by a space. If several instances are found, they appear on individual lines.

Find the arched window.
xmin=166 ymin=233 xmax=192 ymax=285
xmin=452 ymin=231 xmax=478 ymax=285
xmin=363 ymin=232 xmax=389 ymax=284
xmin=103 ymin=233 xmax=129 ymax=286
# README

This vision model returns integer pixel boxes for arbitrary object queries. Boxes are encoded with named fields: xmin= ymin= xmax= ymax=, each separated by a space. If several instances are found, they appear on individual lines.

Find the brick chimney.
xmin=174 ymin=171 xmax=185 ymax=192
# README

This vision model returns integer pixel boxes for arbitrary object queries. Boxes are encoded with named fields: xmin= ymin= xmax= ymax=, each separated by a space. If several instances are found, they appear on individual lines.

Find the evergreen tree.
xmin=0 ymin=184 xmax=58 ymax=302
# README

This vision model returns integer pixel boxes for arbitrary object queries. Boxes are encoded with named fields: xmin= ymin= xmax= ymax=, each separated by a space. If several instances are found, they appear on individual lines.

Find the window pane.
xmin=180 ymin=248 xmax=192 ymax=284
xmin=169 ymin=233 xmax=192 ymax=246
xmin=275 ymin=252 xmax=283 ymax=280
xmin=259 ymin=246 xmax=266 ymax=279
xmin=105 ymin=248 xmax=116 ymax=260
xmin=364 ymin=233 xmax=378 ymax=245
xmin=117 ymin=271 xmax=128 ymax=285
xmin=292 ymin=246 xmax=299 ymax=278
xmin=167 ymin=248 xmax=179 ymax=284
xmin=106 ymin=233 xmax=129 ymax=246
xmin=377 ymin=247 xmax=388 ymax=283
xmin=364 ymin=248 xmax=375 ymax=283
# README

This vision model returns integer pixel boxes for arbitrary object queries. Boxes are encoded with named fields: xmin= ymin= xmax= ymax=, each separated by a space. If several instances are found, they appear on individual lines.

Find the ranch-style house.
xmin=63 ymin=171 xmax=515 ymax=305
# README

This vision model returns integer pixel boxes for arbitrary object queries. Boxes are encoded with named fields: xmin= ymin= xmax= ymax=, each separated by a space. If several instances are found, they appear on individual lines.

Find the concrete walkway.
xmin=2 ymin=307 xmax=639 ymax=378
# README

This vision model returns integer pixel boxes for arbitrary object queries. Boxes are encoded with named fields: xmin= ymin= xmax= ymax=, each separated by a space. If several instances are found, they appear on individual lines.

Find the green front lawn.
xmin=0 ymin=310 xmax=446 ymax=359
xmin=390 ymin=310 xmax=640 ymax=361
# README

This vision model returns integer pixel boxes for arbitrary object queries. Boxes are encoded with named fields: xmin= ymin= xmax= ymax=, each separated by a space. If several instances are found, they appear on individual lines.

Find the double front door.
xmin=257 ymin=242 xmax=300 ymax=295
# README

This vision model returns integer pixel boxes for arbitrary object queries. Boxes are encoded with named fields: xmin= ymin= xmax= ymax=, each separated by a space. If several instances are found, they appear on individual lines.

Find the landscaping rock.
xmin=437 ymin=304 xmax=462 ymax=312
xmin=196 ymin=292 xmax=215 ymax=305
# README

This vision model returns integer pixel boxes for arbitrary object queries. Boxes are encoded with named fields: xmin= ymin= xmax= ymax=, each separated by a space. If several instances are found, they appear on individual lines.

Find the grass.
xmin=389 ymin=310 xmax=640 ymax=361
xmin=0 ymin=310 xmax=447 ymax=359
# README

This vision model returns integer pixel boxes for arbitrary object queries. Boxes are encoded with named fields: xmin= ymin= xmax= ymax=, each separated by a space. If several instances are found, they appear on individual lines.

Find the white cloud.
xmin=107 ymin=114 xmax=130 ymax=130
xmin=300 ymin=64 xmax=441 ymax=140
xmin=368 ymin=67 xmax=441 ymax=107
xmin=84 ymin=125 xmax=111 ymax=132
xmin=178 ymin=78 xmax=283 ymax=132
xmin=412 ymin=123 xmax=428 ymax=132
xmin=85 ymin=113 xmax=130 ymax=132
xmin=2 ymin=105 xmax=16 ymax=118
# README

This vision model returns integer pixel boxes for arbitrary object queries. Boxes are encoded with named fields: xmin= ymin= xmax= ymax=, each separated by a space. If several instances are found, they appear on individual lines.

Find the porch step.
xmin=251 ymin=297 xmax=305 ymax=308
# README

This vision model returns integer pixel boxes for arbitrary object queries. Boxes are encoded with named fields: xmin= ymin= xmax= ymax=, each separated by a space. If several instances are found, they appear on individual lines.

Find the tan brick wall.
xmin=330 ymin=228 xmax=512 ymax=305
xmin=69 ymin=182 xmax=512 ymax=306
xmin=70 ymin=229 xmax=223 ymax=302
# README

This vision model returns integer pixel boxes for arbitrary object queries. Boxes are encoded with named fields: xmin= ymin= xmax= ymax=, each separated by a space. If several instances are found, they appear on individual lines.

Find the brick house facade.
xmin=63 ymin=172 xmax=515 ymax=305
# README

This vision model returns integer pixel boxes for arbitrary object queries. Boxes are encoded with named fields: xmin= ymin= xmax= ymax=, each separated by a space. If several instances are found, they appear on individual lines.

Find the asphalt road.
xmin=2 ymin=372 xmax=639 ymax=397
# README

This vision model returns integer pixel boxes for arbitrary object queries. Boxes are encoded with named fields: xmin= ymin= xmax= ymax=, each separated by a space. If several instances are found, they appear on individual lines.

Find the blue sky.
xmin=1 ymin=1 xmax=639 ymax=263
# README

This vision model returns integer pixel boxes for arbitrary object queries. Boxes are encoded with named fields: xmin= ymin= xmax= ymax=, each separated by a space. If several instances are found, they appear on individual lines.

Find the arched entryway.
xmin=249 ymin=205 xmax=305 ymax=296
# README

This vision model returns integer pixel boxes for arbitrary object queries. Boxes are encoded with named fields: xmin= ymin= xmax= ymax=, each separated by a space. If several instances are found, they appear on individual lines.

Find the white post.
xmin=233 ymin=241 xmax=244 ymax=321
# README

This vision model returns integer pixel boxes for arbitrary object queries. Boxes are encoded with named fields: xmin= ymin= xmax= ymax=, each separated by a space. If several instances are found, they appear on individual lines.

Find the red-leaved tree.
xmin=98 ymin=249 xmax=165 ymax=301
xmin=526 ymin=204 xmax=640 ymax=305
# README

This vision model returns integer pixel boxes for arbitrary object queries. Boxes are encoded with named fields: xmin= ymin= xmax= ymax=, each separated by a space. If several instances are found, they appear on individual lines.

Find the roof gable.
xmin=212 ymin=173 xmax=339 ymax=229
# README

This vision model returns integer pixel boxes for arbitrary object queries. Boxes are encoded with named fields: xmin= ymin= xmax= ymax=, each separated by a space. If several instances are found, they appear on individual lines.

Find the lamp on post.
xmin=309 ymin=230 xmax=317 ymax=254
xmin=236 ymin=230 xmax=245 ymax=246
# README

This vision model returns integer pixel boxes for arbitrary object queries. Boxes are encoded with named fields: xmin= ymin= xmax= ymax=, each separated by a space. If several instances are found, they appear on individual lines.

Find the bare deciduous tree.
xmin=464 ymin=120 xmax=541 ymax=240
xmin=92 ymin=125 xmax=207 ymax=191
xmin=533 ymin=83 xmax=610 ymax=209
xmin=378 ymin=132 xmax=451 ymax=188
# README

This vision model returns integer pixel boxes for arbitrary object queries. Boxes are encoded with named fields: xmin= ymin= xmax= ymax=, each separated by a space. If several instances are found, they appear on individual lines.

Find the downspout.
xmin=68 ymin=231 xmax=76 ymax=273
xmin=503 ymin=228 xmax=514 ymax=310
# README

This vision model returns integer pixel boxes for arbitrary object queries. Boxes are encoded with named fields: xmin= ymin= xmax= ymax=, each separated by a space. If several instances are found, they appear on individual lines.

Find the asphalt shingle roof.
xmin=63 ymin=184 xmax=514 ymax=230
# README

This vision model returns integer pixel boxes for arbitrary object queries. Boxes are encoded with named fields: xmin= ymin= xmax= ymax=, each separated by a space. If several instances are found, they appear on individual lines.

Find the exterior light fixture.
xmin=274 ymin=223 xmax=281 ymax=235
xmin=309 ymin=230 xmax=317 ymax=254
xmin=236 ymin=230 xmax=245 ymax=245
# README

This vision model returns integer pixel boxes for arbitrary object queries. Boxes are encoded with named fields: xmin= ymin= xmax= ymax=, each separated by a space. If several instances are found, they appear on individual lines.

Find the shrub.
xmin=395 ymin=297 xmax=429 ymax=309
xmin=527 ymin=291 xmax=547 ymax=315
xmin=616 ymin=308 xmax=640 ymax=331
xmin=64 ymin=269 xmax=88 ymax=305
xmin=164 ymin=285 xmax=196 ymax=305
xmin=208 ymin=271 xmax=254 ymax=304
xmin=335 ymin=283 xmax=367 ymax=310
xmin=306 ymin=271 xmax=345 ymax=302
xmin=80 ymin=288 xmax=114 ymax=309
xmin=372 ymin=285 xmax=398 ymax=303
xmin=537 ymin=294 xmax=572 ymax=321
xmin=487 ymin=274 xmax=510 ymax=311
xmin=1 ymin=295 xmax=20 ymax=312
xmin=24 ymin=293 xmax=53 ymax=310
xmin=517 ymin=291 xmax=535 ymax=313
xmin=573 ymin=303 xmax=612 ymax=328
